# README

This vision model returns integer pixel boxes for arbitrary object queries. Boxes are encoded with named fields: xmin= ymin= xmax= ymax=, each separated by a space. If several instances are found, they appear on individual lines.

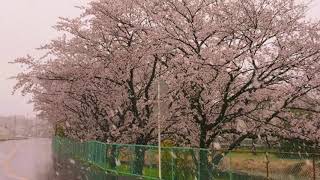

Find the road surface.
xmin=0 ymin=138 xmax=136 ymax=180
xmin=0 ymin=138 xmax=53 ymax=180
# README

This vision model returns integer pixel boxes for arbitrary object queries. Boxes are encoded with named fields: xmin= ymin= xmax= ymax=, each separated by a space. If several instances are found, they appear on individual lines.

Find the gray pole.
xmin=14 ymin=116 xmax=16 ymax=137
xmin=157 ymin=64 xmax=162 ymax=180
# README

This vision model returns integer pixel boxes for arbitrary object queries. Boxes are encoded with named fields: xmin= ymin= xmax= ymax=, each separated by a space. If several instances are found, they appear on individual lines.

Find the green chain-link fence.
xmin=52 ymin=136 xmax=320 ymax=180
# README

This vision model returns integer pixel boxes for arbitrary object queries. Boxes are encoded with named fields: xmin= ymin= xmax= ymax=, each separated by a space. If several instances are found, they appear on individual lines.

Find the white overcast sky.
xmin=0 ymin=0 xmax=320 ymax=117
xmin=0 ymin=0 xmax=87 ymax=117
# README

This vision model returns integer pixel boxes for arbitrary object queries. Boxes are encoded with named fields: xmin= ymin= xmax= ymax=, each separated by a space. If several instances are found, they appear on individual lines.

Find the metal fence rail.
xmin=52 ymin=136 xmax=320 ymax=180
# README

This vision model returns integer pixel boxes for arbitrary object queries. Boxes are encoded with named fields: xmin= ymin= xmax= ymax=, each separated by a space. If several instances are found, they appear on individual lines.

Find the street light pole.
xmin=157 ymin=64 xmax=162 ymax=180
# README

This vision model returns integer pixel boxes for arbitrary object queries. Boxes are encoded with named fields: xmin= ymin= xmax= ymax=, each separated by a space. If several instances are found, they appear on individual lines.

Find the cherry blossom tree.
xmin=13 ymin=0 xmax=167 ymax=174
xmin=13 ymin=0 xmax=320 ymax=178
xmin=149 ymin=0 xmax=320 ymax=178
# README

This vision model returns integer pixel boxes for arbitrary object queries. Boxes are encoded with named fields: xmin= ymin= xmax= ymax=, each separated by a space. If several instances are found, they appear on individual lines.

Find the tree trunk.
xmin=199 ymin=149 xmax=210 ymax=180
xmin=199 ymin=128 xmax=211 ymax=180
xmin=109 ymin=145 xmax=117 ymax=170
xmin=211 ymin=135 xmax=250 ymax=178
xmin=133 ymin=146 xmax=146 ymax=175
xmin=212 ymin=153 xmax=224 ymax=167
xmin=106 ymin=145 xmax=118 ymax=180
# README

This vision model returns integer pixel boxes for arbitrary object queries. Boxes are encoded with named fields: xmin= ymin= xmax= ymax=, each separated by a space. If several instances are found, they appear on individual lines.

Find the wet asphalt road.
xmin=0 ymin=138 xmax=137 ymax=180
xmin=0 ymin=138 xmax=53 ymax=180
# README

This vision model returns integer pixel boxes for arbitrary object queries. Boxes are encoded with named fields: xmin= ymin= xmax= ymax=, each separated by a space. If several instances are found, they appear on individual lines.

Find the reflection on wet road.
xmin=0 ymin=138 xmax=53 ymax=180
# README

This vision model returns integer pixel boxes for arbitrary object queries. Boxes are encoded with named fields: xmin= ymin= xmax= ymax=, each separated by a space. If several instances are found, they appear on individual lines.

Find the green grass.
xmin=55 ymin=141 xmax=316 ymax=180
xmin=227 ymin=151 xmax=277 ymax=159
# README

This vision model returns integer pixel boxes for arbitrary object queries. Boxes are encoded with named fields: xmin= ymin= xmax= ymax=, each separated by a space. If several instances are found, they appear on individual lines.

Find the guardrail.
xmin=0 ymin=136 xmax=29 ymax=141
xmin=52 ymin=136 xmax=320 ymax=180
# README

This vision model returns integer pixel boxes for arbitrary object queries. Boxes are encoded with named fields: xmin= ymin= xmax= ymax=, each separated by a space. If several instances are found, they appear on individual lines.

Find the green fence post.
xmin=95 ymin=142 xmax=98 ymax=164
xmin=198 ymin=149 xmax=201 ymax=180
xmin=171 ymin=148 xmax=176 ymax=180
xmin=96 ymin=142 xmax=100 ymax=165
xmin=171 ymin=148 xmax=173 ymax=180
xmin=89 ymin=141 xmax=92 ymax=162
xmin=105 ymin=144 xmax=109 ymax=169
xmin=266 ymin=152 xmax=269 ymax=179
xmin=99 ymin=142 xmax=102 ymax=165
xmin=313 ymin=154 xmax=316 ymax=180
xmin=229 ymin=154 xmax=233 ymax=180
xmin=86 ymin=142 xmax=89 ymax=161
xmin=92 ymin=141 xmax=96 ymax=163
xmin=97 ymin=142 xmax=101 ymax=166
xmin=102 ymin=143 xmax=107 ymax=169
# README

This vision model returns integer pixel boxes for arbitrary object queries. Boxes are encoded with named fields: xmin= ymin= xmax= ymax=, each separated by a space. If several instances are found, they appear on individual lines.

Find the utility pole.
xmin=31 ymin=116 xmax=35 ymax=137
xmin=13 ymin=116 xmax=16 ymax=138
xmin=35 ymin=118 xmax=37 ymax=137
